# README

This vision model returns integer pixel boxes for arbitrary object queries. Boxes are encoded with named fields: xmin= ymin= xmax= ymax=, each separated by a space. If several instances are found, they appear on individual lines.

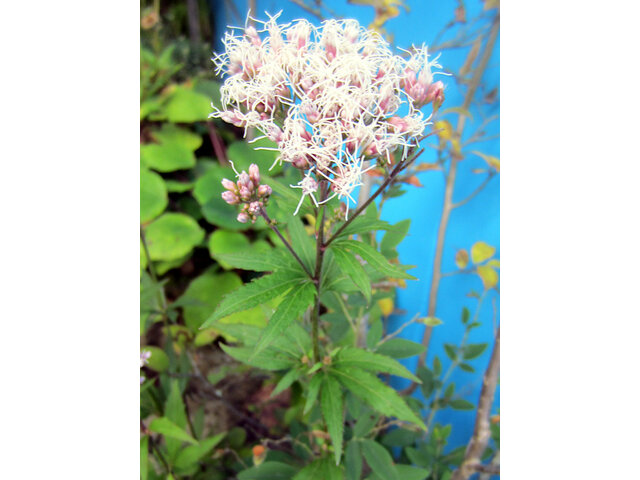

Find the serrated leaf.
xmin=149 ymin=417 xmax=197 ymax=445
xmin=201 ymin=272 xmax=304 ymax=328
xmin=214 ymin=248 xmax=300 ymax=273
xmin=272 ymin=369 xmax=303 ymax=398
xmin=334 ymin=348 xmax=420 ymax=383
xmin=471 ymin=241 xmax=496 ymax=264
xmin=380 ymin=219 xmax=411 ymax=254
xmin=330 ymin=246 xmax=372 ymax=302
xmin=463 ymin=343 xmax=488 ymax=360
xmin=287 ymin=216 xmax=315 ymax=272
xmin=322 ymin=374 xmax=344 ymax=465
xmin=334 ymin=240 xmax=415 ymax=280
xmin=220 ymin=344 xmax=295 ymax=371
xmin=477 ymin=265 xmax=499 ymax=290
xmin=304 ymin=374 xmax=322 ymax=414
xmin=361 ymin=439 xmax=398 ymax=480
xmin=293 ymin=457 xmax=343 ymax=480
xmin=381 ymin=428 xmax=421 ymax=447
xmin=337 ymin=217 xmax=391 ymax=238
xmin=376 ymin=338 xmax=426 ymax=359
xmin=332 ymin=366 xmax=426 ymax=430
xmin=174 ymin=432 xmax=225 ymax=470
xmin=345 ymin=440 xmax=362 ymax=480
xmin=253 ymin=282 xmax=315 ymax=355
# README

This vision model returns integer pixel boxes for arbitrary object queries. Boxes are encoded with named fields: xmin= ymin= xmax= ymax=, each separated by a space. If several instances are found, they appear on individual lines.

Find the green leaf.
xmin=380 ymin=219 xmax=411 ymax=255
xmin=164 ymin=379 xmax=188 ymax=461
xmin=334 ymin=240 xmax=415 ymax=280
xmin=208 ymin=230 xmax=250 ymax=269
xmin=272 ymin=369 xmax=303 ymax=397
xmin=422 ymin=317 xmax=443 ymax=327
xmin=463 ymin=343 xmax=488 ymax=360
xmin=140 ymin=436 xmax=149 ymax=480
xmin=322 ymin=374 xmax=344 ymax=465
xmin=227 ymin=139 xmax=281 ymax=173
xmin=433 ymin=356 xmax=442 ymax=376
xmin=144 ymin=213 xmax=205 ymax=262
xmin=253 ymin=282 xmax=315 ymax=355
xmin=361 ymin=439 xmax=398 ymax=480
xmin=332 ymin=366 xmax=426 ymax=430
xmin=391 ymin=465 xmax=431 ymax=480
xmin=304 ymin=374 xmax=322 ymax=414
xmin=461 ymin=307 xmax=471 ymax=324
xmin=179 ymin=271 xmax=243 ymax=331
xmin=330 ymin=246 xmax=372 ymax=302
xmin=345 ymin=440 xmax=362 ymax=480
xmin=353 ymin=412 xmax=379 ymax=438
xmin=174 ymin=432 xmax=225 ymax=470
xmin=337 ymin=217 xmax=391 ymax=238
xmin=287 ymin=216 xmax=315 ymax=272
xmin=165 ymin=180 xmax=194 ymax=193
xmin=140 ymin=169 xmax=168 ymax=223
xmin=149 ymin=417 xmax=197 ymax=445
xmin=376 ymin=338 xmax=426 ymax=359
xmin=220 ymin=344 xmax=295 ymax=371
xmin=458 ymin=362 xmax=475 ymax=373
xmin=294 ymin=458 xmax=343 ymax=480
xmin=152 ymin=124 xmax=202 ymax=151
xmin=471 ymin=241 xmax=496 ymax=264
xmin=449 ymin=399 xmax=475 ymax=410
xmin=214 ymin=248 xmax=300 ymax=273
xmin=164 ymin=86 xmax=212 ymax=123
xmin=141 ymin=142 xmax=196 ymax=172
xmin=238 ymin=461 xmax=298 ymax=480
xmin=381 ymin=428 xmax=421 ymax=447
xmin=141 ymin=346 xmax=169 ymax=372
xmin=201 ymin=271 xmax=304 ymax=328
xmin=444 ymin=344 xmax=458 ymax=361
xmin=334 ymin=348 xmax=421 ymax=383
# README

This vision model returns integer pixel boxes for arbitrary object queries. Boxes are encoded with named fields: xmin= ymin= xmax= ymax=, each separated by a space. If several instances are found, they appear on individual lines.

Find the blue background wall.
xmin=214 ymin=0 xmax=500 ymax=451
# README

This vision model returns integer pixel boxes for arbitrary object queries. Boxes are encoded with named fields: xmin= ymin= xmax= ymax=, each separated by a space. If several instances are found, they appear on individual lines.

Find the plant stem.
xmin=324 ymin=147 xmax=424 ymax=248
xmin=311 ymin=180 xmax=328 ymax=363
xmin=259 ymin=208 xmax=314 ymax=279
xmin=451 ymin=326 xmax=500 ymax=480
xmin=411 ymin=17 xmax=500 ymax=388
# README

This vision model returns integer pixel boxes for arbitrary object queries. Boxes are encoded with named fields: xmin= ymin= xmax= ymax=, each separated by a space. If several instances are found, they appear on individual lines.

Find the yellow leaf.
xmin=477 ymin=265 xmax=499 ymax=290
xmin=422 ymin=317 xmax=443 ymax=327
xmin=487 ymin=259 xmax=500 ymax=269
xmin=471 ymin=241 xmax=495 ymax=264
xmin=455 ymin=249 xmax=469 ymax=269
xmin=434 ymin=120 xmax=453 ymax=141
xmin=472 ymin=151 xmax=500 ymax=172
xmin=377 ymin=298 xmax=394 ymax=317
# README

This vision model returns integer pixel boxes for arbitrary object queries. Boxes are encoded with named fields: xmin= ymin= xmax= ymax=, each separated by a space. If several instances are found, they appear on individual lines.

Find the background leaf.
xmin=144 ymin=213 xmax=204 ymax=262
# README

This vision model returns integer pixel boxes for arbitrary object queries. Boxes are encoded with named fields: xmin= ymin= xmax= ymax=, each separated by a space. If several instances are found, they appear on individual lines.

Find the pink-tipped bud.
xmin=387 ymin=116 xmax=410 ymax=133
xmin=237 ymin=212 xmax=249 ymax=223
xmin=292 ymin=154 xmax=309 ymax=169
xmin=249 ymin=164 xmax=260 ymax=186
xmin=221 ymin=191 xmax=240 ymax=205
xmin=239 ymin=186 xmax=252 ymax=201
xmin=245 ymin=26 xmax=262 ymax=47
xmin=267 ymin=125 xmax=284 ymax=143
xmin=425 ymin=81 xmax=445 ymax=109
xmin=221 ymin=178 xmax=236 ymax=191
xmin=238 ymin=172 xmax=253 ymax=190
xmin=257 ymin=184 xmax=272 ymax=197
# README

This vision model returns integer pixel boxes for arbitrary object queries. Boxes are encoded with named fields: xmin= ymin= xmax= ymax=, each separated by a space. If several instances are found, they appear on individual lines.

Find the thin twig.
xmin=207 ymin=121 xmax=228 ymax=165
xmin=259 ymin=208 xmax=314 ymax=279
xmin=451 ymin=326 xmax=500 ymax=480
xmin=324 ymin=148 xmax=424 ymax=248
xmin=452 ymin=172 xmax=496 ymax=209
xmin=376 ymin=313 xmax=421 ymax=347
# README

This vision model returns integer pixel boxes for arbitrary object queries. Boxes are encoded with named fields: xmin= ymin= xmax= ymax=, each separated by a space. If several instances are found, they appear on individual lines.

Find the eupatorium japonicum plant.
xmin=203 ymin=13 xmax=446 ymax=478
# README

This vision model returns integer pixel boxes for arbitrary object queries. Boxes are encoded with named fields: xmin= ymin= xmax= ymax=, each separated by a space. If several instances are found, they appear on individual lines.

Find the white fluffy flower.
xmin=211 ymin=13 xmax=443 ymax=214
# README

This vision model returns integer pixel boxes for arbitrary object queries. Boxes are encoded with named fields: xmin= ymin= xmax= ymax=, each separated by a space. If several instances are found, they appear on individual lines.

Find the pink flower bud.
xmin=425 ymin=81 xmax=445 ymax=109
xmin=387 ymin=116 xmax=410 ymax=133
xmin=249 ymin=164 xmax=260 ymax=186
xmin=292 ymin=154 xmax=309 ymax=169
xmin=248 ymin=201 xmax=263 ymax=215
xmin=221 ymin=191 xmax=240 ymax=205
xmin=237 ymin=212 xmax=249 ymax=223
xmin=239 ymin=186 xmax=252 ymax=201
xmin=221 ymin=178 xmax=236 ymax=191
xmin=245 ymin=26 xmax=262 ymax=47
xmin=267 ymin=125 xmax=284 ymax=143
xmin=238 ymin=172 xmax=253 ymax=191
xmin=257 ymin=184 xmax=272 ymax=197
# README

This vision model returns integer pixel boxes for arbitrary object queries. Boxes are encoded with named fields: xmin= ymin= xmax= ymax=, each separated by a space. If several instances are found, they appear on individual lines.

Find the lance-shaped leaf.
xmin=361 ymin=439 xmax=398 ymax=480
xmin=213 ymin=248 xmax=300 ymax=273
xmin=174 ymin=432 xmax=226 ymax=470
xmin=331 ymin=366 xmax=426 ymax=430
xmin=220 ymin=344 xmax=295 ymax=371
xmin=334 ymin=239 xmax=415 ymax=280
xmin=287 ymin=216 xmax=315 ymax=271
xmin=345 ymin=440 xmax=362 ymax=480
xmin=336 ymin=217 xmax=391 ymax=238
xmin=252 ymin=282 xmax=315 ymax=356
xmin=149 ymin=417 xmax=197 ymax=445
xmin=201 ymin=272 xmax=304 ymax=328
xmin=321 ymin=374 xmax=344 ymax=465
xmin=330 ymin=246 xmax=372 ymax=302
xmin=334 ymin=348 xmax=421 ymax=383
xmin=304 ymin=374 xmax=322 ymax=414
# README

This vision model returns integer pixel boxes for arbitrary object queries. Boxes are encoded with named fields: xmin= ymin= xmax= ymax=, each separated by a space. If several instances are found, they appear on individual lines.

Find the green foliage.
xmin=144 ymin=213 xmax=204 ymax=262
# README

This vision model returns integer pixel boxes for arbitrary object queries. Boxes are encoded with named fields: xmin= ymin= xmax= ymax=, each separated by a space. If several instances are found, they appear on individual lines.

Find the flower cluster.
xmin=221 ymin=162 xmax=272 ymax=223
xmin=211 ymin=13 xmax=444 ymax=215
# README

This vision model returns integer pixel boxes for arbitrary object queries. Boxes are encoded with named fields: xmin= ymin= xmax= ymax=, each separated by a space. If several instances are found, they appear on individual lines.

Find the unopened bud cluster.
xmin=221 ymin=163 xmax=272 ymax=223
xmin=211 ymin=14 xmax=445 ymax=216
